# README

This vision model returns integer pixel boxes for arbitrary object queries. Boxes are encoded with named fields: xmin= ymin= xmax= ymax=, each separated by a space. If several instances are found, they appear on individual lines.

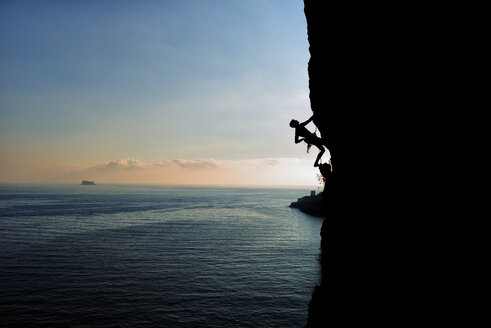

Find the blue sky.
xmin=0 ymin=0 xmax=321 ymax=185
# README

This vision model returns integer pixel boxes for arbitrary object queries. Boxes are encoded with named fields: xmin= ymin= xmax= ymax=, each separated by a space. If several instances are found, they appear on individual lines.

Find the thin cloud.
xmin=87 ymin=158 xmax=291 ymax=172
xmin=90 ymin=159 xmax=148 ymax=171
xmin=171 ymin=159 xmax=221 ymax=170
xmin=0 ymin=157 xmax=319 ymax=186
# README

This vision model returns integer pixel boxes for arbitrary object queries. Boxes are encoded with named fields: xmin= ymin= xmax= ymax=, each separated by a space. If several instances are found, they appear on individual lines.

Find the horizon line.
xmin=0 ymin=181 xmax=321 ymax=190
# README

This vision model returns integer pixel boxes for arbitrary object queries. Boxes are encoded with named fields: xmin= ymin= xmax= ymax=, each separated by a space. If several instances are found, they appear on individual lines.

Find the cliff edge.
xmin=303 ymin=1 xmax=414 ymax=325
xmin=303 ymin=1 xmax=348 ymax=326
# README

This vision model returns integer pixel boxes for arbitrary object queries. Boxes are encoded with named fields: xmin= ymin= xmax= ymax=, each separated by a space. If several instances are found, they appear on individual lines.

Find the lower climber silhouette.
xmin=290 ymin=115 xmax=327 ymax=167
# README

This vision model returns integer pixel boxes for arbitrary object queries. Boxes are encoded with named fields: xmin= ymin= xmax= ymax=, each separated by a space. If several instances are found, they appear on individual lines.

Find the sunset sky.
xmin=0 ymin=0 xmax=327 ymax=186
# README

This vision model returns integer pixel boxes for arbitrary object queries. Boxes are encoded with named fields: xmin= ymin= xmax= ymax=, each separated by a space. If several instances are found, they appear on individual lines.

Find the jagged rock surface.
xmin=303 ymin=1 xmax=344 ymax=326
xmin=303 ymin=1 xmax=401 ymax=326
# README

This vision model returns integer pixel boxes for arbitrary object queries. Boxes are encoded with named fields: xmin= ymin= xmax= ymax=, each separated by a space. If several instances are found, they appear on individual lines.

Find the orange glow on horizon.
xmin=0 ymin=158 xmax=324 ymax=187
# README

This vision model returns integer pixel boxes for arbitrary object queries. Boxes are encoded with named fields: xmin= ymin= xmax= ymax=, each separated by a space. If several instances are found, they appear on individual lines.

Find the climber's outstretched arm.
xmin=300 ymin=115 xmax=314 ymax=127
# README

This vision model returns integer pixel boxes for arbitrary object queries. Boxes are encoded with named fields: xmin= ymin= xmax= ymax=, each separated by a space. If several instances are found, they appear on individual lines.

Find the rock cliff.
xmin=303 ymin=1 xmax=353 ymax=326
xmin=302 ymin=1 xmax=416 ymax=326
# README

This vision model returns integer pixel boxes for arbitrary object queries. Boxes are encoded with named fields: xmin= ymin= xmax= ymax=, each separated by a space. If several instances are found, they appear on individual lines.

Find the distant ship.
xmin=81 ymin=180 xmax=96 ymax=185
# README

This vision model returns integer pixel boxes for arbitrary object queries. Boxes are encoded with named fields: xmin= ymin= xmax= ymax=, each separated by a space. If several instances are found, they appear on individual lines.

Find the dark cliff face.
xmin=303 ymin=1 xmax=430 ymax=326
xmin=303 ymin=2 xmax=359 ymax=176
xmin=303 ymin=2 xmax=339 ymax=326
xmin=302 ymin=0 xmax=473 ymax=324
xmin=303 ymin=1 xmax=377 ymax=326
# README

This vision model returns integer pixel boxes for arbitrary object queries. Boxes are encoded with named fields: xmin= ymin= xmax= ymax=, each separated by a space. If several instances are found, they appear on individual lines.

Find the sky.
xmin=0 ymin=0 xmax=326 ymax=186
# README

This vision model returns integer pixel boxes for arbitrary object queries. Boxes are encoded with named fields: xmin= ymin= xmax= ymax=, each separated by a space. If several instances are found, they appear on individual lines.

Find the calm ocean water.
xmin=0 ymin=184 xmax=323 ymax=328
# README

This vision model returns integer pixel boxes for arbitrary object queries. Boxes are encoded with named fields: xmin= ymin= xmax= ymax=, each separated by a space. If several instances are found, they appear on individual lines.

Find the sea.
xmin=0 ymin=184 xmax=323 ymax=328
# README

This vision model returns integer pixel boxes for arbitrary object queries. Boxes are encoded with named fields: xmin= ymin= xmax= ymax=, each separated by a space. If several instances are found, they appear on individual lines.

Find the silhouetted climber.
xmin=290 ymin=115 xmax=327 ymax=167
